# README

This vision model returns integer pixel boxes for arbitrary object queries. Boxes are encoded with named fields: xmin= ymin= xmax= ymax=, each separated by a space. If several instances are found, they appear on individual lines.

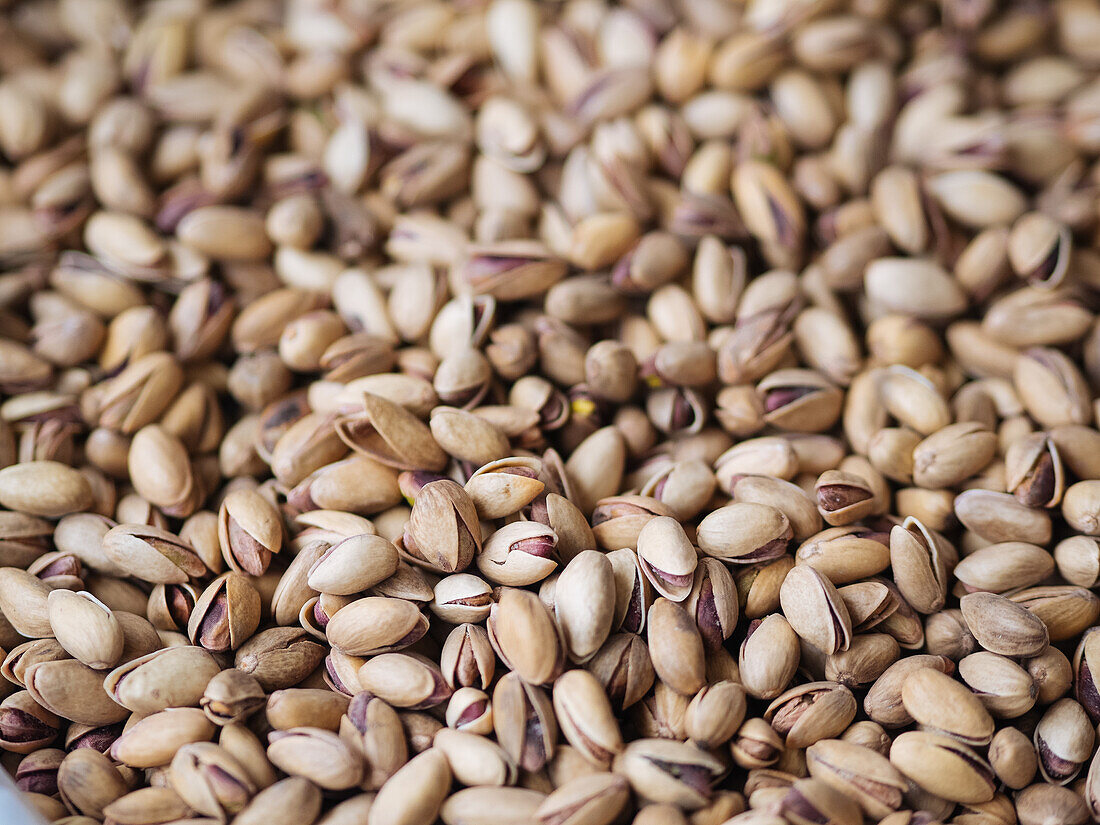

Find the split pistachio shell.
xmin=1033 ymin=698 xmax=1094 ymax=784
xmin=464 ymin=457 xmax=545 ymax=519
xmin=888 ymin=517 xmax=950 ymax=615
xmin=187 ymin=572 xmax=261 ymax=652
xmin=806 ymin=739 xmax=907 ymax=819
xmin=636 ymin=516 xmax=697 ymax=602
xmin=101 ymin=524 xmax=206 ymax=584
xmin=552 ymin=669 xmax=623 ymax=767
xmin=170 ymin=742 xmax=257 ymax=818
xmin=405 ymin=479 xmax=482 ymax=574
xmin=696 ymin=503 xmax=792 ymax=564
xmin=765 ymin=682 xmax=857 ymax=748
xmin=1 ymin=4 xmax=1100 ymax=825
xmin=493 ymin=672 xmax=557 ymax=772
xmin=47 ymin=590 xmax=124 ymax=670
xmin=219 ymin=488 xmax=283 ymax=576
xmin=336 ymin=392 xmax=447 ymax=471
xmin=477 ymin=520 xmax=558 ymax=586
xmin=889 ymin=731 xmax=995 ymax=804
xmin=104 ymin=646 xmax=222 ymax=715
xmin=778 ymin=564 xmax=852 ymax=655
xmin=613 ymin=738 xmax=723 ymax=810
xmin=432 ymin=574 xmax=494 ymax=625
xmin=686 ymin=557 xmax=738 ymax=651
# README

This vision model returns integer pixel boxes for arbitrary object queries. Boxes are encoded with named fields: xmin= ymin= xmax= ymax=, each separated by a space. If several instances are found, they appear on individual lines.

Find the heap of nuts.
xmin=2 ymin=0 xmax=1100 ymax=824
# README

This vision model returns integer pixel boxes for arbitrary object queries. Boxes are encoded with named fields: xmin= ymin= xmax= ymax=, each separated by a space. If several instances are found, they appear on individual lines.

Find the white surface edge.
xmin=0 ymin=768 xmax=48 ymax=825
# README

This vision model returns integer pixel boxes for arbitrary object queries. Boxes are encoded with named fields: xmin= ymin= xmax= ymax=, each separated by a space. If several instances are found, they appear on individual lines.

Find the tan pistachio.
xmin=488 ymin=588 xmax=564 ymax=686
xmin=778 ymin=565 xmax=852 ymax=655
xmin=613 ymin=738 xmax=724 ymax=810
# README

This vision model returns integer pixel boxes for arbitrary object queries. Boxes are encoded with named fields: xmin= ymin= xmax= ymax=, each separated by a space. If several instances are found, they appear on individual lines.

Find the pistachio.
xmin=889 ymin=731 xmax=995 ymax=804
xmin=268 ymin=727 xmax=365 ymax=790
xmin=806 ymin=739 xmax=907 ymax=819
xmin=326 ymin=597 xmax=429 ymax=657
xmin=102 ymin=524 xmax=206 ymax=584
xmin=685 ymin=558 xmax=739 ymax=652
xmin=0 ymin=691 xmax=61 ymax=754
xmin=536 ymin=773 xmax=630 ymax=825
xmin=110 ymin=707 xmax=217 ymax=768
xmin=636 ymin=517 xmax=698 ymax=602
xmin=170 ymin=742 xmax=256 ymax=819
xmin=989 ymin=726 xmax=1038 ymax=790
xmin=1033 ymin=698 xmax=1093 ymax=784
xmin=0 ymin=461 xmax=93 ymax=517
xmin=684 ymin=680 xmax=746 ymax=749
xmin=900 ymin=666 xmax=994 ymax=745
xmin=488 ymin=588 xmax=564 ymax=686
xmin=614 ymin=738 xmax=724 ymax=810
xmin=104 ymin=645 xmax=221 ymax=715
xmin=477 ymin=521 xmax=558 ymax=586
xmin=369 ymin=747 xmax=451 ymax=825
xmin=647 ymin=598 xmax=707 ymax=696
xmin=739 ymin=614 xmax=800 ymax=700
xmin=960 ymin=592 xmax=1050 ymax=657
xmin=696 ymin=503 xmax=792 ymax=564
xmin=47 ymin=589 xmax=124 ymax=670
xmin=57 ymin=748 xmax=128 ymax=819
xmin=889 ymin=517 xmax=951 ymax=615
xmin=957 ymin=651 xmax=1037 ymax=719
xmin=777 ymin=777 xmax=862 ymax=825
xmin=864 ymin=655 xmax=953 ymax=728
xmin=441 ymin=787 xmax=546 ymax=825
xmin=765 ymin=682 xmax=857 ymax=749
xmin=1 ymin=5 xmax=1099 ymax=825
xmin=778 ymin=564 xmax=852 ymax=655
xmin=555 ymin=550 xmax=616 ymax=663
xmin=404 ymin=479 xmax=482 ymax=574
xmin=308 ymin=534 xmax=401 ymax=595
xmin=200 ymin=669 xmax=266 ymax=726
xmin=553 ymin=669 xmax=624 ymax=768
xmin=493 ymin=671 xmax=558 ymax=772
xmin=187 ymin=573 xmax=261 ymax=653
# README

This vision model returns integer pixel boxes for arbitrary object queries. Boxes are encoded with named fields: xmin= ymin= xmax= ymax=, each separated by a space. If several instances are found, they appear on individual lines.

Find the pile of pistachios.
xmin=2 ymin=0 xmax=1100 ymax=824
